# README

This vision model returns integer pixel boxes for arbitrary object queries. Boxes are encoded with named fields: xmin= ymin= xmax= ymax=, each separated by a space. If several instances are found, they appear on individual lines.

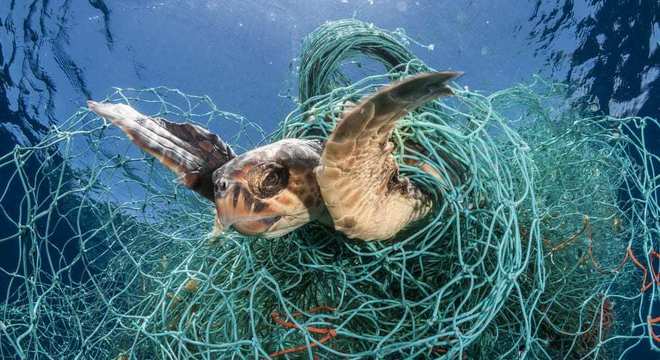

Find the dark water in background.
xmin=0 ymin=0 xmax=657 ymax=358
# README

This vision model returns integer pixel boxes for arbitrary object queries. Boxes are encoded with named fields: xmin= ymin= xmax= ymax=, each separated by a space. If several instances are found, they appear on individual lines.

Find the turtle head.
xmin=212 ymin=139 xmax=326 ymax=238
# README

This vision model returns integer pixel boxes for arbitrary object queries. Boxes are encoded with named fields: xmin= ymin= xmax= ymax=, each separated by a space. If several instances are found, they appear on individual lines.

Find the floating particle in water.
xmin=396 ymin=1 xmax=408 ymax=12
xmin=596 ymin=34 xmax=607 ymax=49
xmin=612 ymin=217 xmax=623 ymax=232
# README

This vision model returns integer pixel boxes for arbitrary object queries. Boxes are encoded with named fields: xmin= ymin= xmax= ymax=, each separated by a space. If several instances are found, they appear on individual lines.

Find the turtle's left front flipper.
xmin=315 ymin=72 xmax=461 ymax=241
xmin=88 ymin=101 xmax=235 ymax=201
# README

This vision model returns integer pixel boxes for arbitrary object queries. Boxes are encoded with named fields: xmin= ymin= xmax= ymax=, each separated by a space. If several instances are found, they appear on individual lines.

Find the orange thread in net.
xmin=526 ymin=215 xmax=660 ymax=345
xmin=624 ymin=246 xmax=660 ymax=344
xmin=269 ymin=306 xmax=337 ymax=358
xmin=627 ymin=247 xmax=660 ymax=292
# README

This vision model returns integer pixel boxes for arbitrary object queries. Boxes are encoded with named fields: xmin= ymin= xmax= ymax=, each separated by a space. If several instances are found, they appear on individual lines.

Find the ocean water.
xmin=0 ymin=1 xmax=658 ymax=359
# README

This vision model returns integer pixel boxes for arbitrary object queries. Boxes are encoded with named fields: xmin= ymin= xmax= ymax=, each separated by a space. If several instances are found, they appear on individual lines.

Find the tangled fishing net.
xmin=1 ymin=20 xmax=659 ymax=359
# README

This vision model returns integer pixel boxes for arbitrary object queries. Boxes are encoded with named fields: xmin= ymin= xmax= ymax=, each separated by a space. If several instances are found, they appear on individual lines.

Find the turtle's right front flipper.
xmin=87 ymin=101 xmax=235 ymax=201
xmin=315 ymin=72 xmax=461 ymax=241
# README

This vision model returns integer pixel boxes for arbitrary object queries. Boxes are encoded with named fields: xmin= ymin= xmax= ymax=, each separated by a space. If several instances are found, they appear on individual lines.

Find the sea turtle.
xmin=87 ymin=71 xmax=461 ymax=241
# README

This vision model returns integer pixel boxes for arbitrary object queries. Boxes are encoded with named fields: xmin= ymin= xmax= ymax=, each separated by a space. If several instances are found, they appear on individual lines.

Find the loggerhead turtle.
xmin=87 ymin=71 xmax=461 ymax=241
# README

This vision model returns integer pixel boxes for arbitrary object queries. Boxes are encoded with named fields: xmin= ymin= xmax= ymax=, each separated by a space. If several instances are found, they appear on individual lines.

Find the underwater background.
xmin=0 ymin=0 xmax=658 ymax=359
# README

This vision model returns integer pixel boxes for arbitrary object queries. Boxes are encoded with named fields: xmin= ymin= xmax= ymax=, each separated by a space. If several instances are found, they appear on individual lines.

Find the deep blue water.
xmin=0 ymin=0 xmax=658 ymax=358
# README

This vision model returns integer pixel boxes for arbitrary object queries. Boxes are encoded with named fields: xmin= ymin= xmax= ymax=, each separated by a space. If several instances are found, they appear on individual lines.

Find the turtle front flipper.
xmin=315 ymin=72 xmax=461 ymax=241
xmin=88 ymin=101 xmax=235 ymax=201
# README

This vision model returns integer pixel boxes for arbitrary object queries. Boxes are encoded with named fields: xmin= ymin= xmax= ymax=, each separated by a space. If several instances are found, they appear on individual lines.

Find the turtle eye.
xmin=254 ymin=164 xmax=288 ymax=198
xmin=263 ymin=170 xmax=281 ymax=188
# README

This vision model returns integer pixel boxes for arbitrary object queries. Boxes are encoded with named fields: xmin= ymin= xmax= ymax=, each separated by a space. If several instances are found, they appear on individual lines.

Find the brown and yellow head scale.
xmin=88 ymin=71 xmax=461 ymax=241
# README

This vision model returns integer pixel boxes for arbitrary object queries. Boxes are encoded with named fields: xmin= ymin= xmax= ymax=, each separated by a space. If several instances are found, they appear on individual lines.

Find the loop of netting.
xmin=1 ymin=19 xmax=658 ymax=359
xmin=297 ymin=19 xmax=425 ymax=107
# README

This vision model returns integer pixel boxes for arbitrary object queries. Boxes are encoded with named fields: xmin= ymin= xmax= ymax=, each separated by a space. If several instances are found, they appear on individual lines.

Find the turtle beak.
xmin=214 ymin=182 xmax=278 ymax=236
xmin=215 ymin=182 xmax=246 ymax=227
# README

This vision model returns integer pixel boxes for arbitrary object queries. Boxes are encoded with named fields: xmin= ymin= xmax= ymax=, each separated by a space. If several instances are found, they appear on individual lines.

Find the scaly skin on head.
xmin=211 ymin=139 xmax=326 ymax=238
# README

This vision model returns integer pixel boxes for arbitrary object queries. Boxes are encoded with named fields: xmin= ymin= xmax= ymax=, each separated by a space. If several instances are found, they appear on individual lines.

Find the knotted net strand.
xmin=0 ymin=19 xmax=658 ymax=359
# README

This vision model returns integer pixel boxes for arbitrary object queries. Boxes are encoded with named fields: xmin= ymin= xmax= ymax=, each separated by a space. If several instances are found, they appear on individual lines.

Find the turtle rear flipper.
xmin=88 ymin=101 xmax=235 ymax=201
xmin=315 ymin=72 xmax=461 ymax=241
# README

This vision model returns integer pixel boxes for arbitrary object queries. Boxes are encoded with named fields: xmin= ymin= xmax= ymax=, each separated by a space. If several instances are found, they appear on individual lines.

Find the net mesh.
xmin=0 ymin=19 xmax=658 ymax=359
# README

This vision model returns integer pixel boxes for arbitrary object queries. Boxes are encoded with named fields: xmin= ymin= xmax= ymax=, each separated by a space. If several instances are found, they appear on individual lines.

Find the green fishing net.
xmin=1 ymin=19 xmax=658 ymax=359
